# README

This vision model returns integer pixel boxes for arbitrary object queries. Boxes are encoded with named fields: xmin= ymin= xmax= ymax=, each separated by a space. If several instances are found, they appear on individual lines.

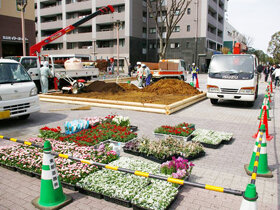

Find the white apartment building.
xmin=35 ymin=0 xmax=227 ymax=71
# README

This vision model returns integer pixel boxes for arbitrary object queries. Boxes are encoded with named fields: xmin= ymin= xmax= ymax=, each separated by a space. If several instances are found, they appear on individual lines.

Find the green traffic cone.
xmin=32 ymin=141 xmax=72 ymax=209
xmin=240 ymin=184 xmax=258 ymax=210
xmin=190 ymin=82 xmax=194 ymax=87
xmin=244 ymin=125 xmax=273 ymax=178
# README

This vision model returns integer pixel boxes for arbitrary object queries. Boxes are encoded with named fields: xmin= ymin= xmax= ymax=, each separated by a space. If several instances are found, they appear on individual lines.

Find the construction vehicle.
xmin=143 ymin=59 xmax=187 ymax=81
xmin=6 ymin=5 xmax=114 ymax=92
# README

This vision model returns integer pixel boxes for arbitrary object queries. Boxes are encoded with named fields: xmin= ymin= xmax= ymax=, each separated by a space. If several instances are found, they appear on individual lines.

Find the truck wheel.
xmin=18 ymin=114 xmax=30 ymax=120
xmin=210 ymin=99 xmax=218 ymax=105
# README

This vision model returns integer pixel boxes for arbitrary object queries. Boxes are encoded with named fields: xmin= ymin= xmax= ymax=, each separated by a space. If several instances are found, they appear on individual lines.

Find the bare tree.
xmin=147 ymin=0 xmax=192 ymax=60
xmin=238 ymin=34 xmax=254 ymax=48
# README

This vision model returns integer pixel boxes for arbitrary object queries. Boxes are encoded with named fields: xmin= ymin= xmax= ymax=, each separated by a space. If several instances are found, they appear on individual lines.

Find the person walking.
xmin=40 ymin=61 xmax=53 ymax=94
xmin=272 ymin=65 xmax=280 ymax=88
xmin=142 ymin=64 xmax=152 ymax=86
xmin=136 ymin=62 xmax=143 ymax=87
xmin=263 ymin=66 xmax=270 ymax=82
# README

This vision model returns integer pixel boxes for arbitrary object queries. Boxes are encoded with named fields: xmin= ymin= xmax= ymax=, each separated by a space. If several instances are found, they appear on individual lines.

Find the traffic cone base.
xmin=240 ymin=184 xmax=258 ymax=210
xmin=244 ymin=164 xmax=273 ymax=178
xmin=32 ymin=195 xmax=72 ymax=210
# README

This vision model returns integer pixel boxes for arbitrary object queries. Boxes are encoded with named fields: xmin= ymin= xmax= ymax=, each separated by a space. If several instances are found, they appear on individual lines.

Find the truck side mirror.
xmin=257 ymin=65 xmax=263 ymax=73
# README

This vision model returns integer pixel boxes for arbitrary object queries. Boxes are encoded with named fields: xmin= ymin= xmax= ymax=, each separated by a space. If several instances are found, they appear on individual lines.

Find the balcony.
xmin=96 ymin=30 xmax=125 ymax=40
xmin=40 ymin=20 xmax=63 ymax=30
xmin=95 ymin=46 xmax=127 ymax=55
xmin=95 ymin=12 xmax=125 ymax=24
xmin=66 ymin=17 xmax=92 ymax=27
xmin=66 ymin=32 xmax=92 ymax=42
xmin=96 ymin=0 xmax=125 ymax=8
xmin=208 ymin=15 xmax=217 ymax=27
xmin=66 ymin=1 xmax=91 ymax=12
xmin=40 ymin=5 xmax=62 ymax=16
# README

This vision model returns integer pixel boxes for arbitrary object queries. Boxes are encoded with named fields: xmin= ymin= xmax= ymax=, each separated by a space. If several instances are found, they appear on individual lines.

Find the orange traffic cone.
xmin=195 ymin=77 xmax=200 ymax=89
xmin=270 ymin=81 xmax=273 ymax=93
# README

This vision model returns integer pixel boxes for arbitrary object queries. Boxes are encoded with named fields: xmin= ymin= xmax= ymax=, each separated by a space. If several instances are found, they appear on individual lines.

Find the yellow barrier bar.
xmin=135 ymin=171 xmax=149 ymax=178
xmin=205 ymin=184 xmax=224 ymax=192
xmin=24 ymin=141 xmax=32 ymax=146
xmin=167 ymin=177 xmax=184 ymax=185
xmin=0 ymin=136 xmax=3 ymax=139
xmin=251 ymin=173 xmax=257 ymax=180
xmin=81 ymin=160 xmax=92 ymax=165
xmin=105 ymin=165 xmax=119 ymax=171
xmin=59 ymin=154 xmax=69 ymax=159
xmin=10 ymin=138 xmax=17 ymax=142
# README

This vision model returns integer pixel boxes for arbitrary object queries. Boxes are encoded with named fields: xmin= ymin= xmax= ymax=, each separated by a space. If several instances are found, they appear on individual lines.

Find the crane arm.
xmin=30 ymin=5 xmax=114 ymax=56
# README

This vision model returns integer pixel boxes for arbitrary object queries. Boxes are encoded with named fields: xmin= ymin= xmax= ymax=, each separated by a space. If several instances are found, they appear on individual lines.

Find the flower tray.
xmin=154 ymin=133 xmax=192 ymax=142
xmin=132 ymin=193 xmax=179 ymax=210
xmin=103 ymin=195 xmax=132 ymax=208
xmin=139 ymin=154 xmax=170 ymax=164
xmin=222 ymin=137 xmax=234 ymax=145
xmin=129 ymin=125 xmax=138 ymax=132
xmin=0 ymin=163 xmax=17 ymax=172
xmin=61 ymin=181 xmax=77 ymax=191
xmin=77 ymin=187 xmax=103 ymax=199
xmin=181 ymin=150 xmax=206 ymax=161
xmin=16 ymin=168 xmax=35 ymax=177
xmin=200 ymin=142 xmax=222 ymax=149
xmin=123 ymin=148 xmax=141 ymax=156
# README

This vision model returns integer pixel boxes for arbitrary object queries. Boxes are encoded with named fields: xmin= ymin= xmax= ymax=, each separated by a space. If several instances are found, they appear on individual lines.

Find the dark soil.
xmin=83 ymin=81 xmax=125 ymax=94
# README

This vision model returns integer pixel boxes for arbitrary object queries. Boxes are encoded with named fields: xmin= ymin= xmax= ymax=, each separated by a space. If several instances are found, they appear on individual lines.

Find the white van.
xmin=207 ymin=54 xmax=261 ymax=106
xmin=0 ymin=59 xmax=40 ymax=120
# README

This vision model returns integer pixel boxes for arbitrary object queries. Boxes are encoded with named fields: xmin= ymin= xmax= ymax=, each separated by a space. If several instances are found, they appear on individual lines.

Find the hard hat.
xmin=137 ymin=62 xmax=142 ymax=65
xmin=44 ymin=61 xmax=49 ymax=67
xmin=192 ymin=63 xmax=195 ymax=66
xmin=141 ymin=64 xmax=146 ymax=68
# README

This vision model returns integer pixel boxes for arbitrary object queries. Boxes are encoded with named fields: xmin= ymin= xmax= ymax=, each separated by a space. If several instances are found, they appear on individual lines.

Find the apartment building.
xmin=0 ymin=0 xmax=36 ymax=57
xmin=35 ymin=0 xmax=227 ymax=71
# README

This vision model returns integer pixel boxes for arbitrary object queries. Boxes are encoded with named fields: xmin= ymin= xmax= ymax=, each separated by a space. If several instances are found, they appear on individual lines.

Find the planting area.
xmin=52 ymin=79 xmax=202 ymax=104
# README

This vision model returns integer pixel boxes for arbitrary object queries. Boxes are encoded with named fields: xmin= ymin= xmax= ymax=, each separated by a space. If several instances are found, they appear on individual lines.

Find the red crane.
xmin=30 ymin=5 xmax=114 ymax=56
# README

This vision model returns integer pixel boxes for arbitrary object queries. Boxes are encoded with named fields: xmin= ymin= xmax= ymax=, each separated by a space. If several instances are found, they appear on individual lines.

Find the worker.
xmin=40 ymin=61 xmax=53 ymax=94
xmin=191 ymin=63 xmax=199 ymax=82
xmin=142 ymin=64 xmax=152 ymax=86
xmin=272 ymin=65 xmax=280 ymax=88
xmin=136 ymin=62 xmax=143 ymax=87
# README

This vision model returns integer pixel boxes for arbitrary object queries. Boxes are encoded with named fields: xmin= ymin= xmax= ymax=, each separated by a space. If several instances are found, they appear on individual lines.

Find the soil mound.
xmin=118 ymin=83 xmax=140 ymax=91
xmin=83 ymin=81 xmax=124 ymax=94
xmin=143 ymin=79 xmax=201 ymax=95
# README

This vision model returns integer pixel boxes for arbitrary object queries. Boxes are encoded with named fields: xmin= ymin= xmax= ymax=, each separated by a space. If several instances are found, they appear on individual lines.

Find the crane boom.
xmin=30 ymin=5 xmax=114 ymax=56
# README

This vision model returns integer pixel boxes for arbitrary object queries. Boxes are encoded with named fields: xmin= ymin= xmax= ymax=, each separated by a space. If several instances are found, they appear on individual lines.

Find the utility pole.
xmin=194 ymin=0 xmax=199 ymax=65
xmin=17 ymin=0 xmax=28 ymax=56
xmin=115 ymin=20 xmax=121 ymax=76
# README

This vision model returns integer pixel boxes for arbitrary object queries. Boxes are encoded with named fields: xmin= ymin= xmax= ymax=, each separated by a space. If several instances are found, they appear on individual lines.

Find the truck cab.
xmin=0 ymin=59 xmax=40 ymax=120
xmin=207 ymin=54 xmax=259 ymax=106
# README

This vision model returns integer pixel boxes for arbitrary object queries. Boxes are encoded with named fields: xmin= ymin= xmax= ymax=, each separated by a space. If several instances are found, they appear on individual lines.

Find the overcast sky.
xmin=227 ymin=0 xmax=280 ymax=54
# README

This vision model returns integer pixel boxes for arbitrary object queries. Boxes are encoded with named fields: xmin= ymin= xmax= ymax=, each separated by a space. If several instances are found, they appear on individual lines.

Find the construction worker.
xmin=40 ymin=61 xmax=53 ymax=94
xmin=142 ymin=64 xmax=152 ymax=86
xmin=191 ymin=63 xmax=199 ymax=82
xmin=136 ymin=62 xmax=143 ymax=87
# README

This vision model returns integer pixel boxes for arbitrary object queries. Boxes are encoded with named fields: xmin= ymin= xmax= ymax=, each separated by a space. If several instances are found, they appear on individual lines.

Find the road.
xmin=0 ymin=74 xmax=279 ymax=209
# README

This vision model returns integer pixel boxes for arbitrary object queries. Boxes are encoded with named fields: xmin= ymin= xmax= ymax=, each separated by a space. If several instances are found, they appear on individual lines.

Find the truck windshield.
xmin=0 ymin=63 xmax=32 ymax=84
xmin=209 ymin=55 xmax=254 ymax=80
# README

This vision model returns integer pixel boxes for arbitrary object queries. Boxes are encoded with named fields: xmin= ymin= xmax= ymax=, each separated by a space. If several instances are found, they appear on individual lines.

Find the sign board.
xmin=2 ymin=36 xmax=28 ymax=41
xmin=16 ymin=0 xmax=27 ymax=12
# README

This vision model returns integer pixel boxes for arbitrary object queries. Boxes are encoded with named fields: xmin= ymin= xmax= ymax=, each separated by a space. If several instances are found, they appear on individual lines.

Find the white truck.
xmin=0 ymin=59 xmax=40 ymax=120
xmin=6 ymin=55 xmax=99 ymax=92
xmin=207 ymin=54 xmax=262 ymax=106
xmin=143 ymin=59 xmax=187 ymax=81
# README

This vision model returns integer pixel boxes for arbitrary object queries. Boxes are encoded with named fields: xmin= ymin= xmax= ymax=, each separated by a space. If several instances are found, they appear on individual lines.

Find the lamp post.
xmin=16 ymin=0 xmax=28 ymax=56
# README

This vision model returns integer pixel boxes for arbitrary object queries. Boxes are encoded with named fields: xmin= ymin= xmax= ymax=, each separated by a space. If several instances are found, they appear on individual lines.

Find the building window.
xmin=170 ymin=43 xmax=180 ymax=49
xmin=187 ymin=8 xmax=191 ymax=15
xmin=149 ymin=28 xmax=156 ymax=34
xmin=187 ymin=25 xmax=190 ymax=32
xmin=186 ymin=42 xmax=190 ymax=48
xmin=174 ymin=26 xmax=180 ymax=32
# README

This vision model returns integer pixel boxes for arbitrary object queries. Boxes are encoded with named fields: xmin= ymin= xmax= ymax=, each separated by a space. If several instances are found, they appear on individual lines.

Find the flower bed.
xmin=191 ymin=129 xmax=233 ymax=148
xmin=77 ymin=157 xmax=190 ymax=210
xmin=123 ymin=137 xmax=205 ymax=163
xmin=0 ymin=138 xmax=118 ymax=186
xmin=154 ymin=122 xmax=195 ymax=139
